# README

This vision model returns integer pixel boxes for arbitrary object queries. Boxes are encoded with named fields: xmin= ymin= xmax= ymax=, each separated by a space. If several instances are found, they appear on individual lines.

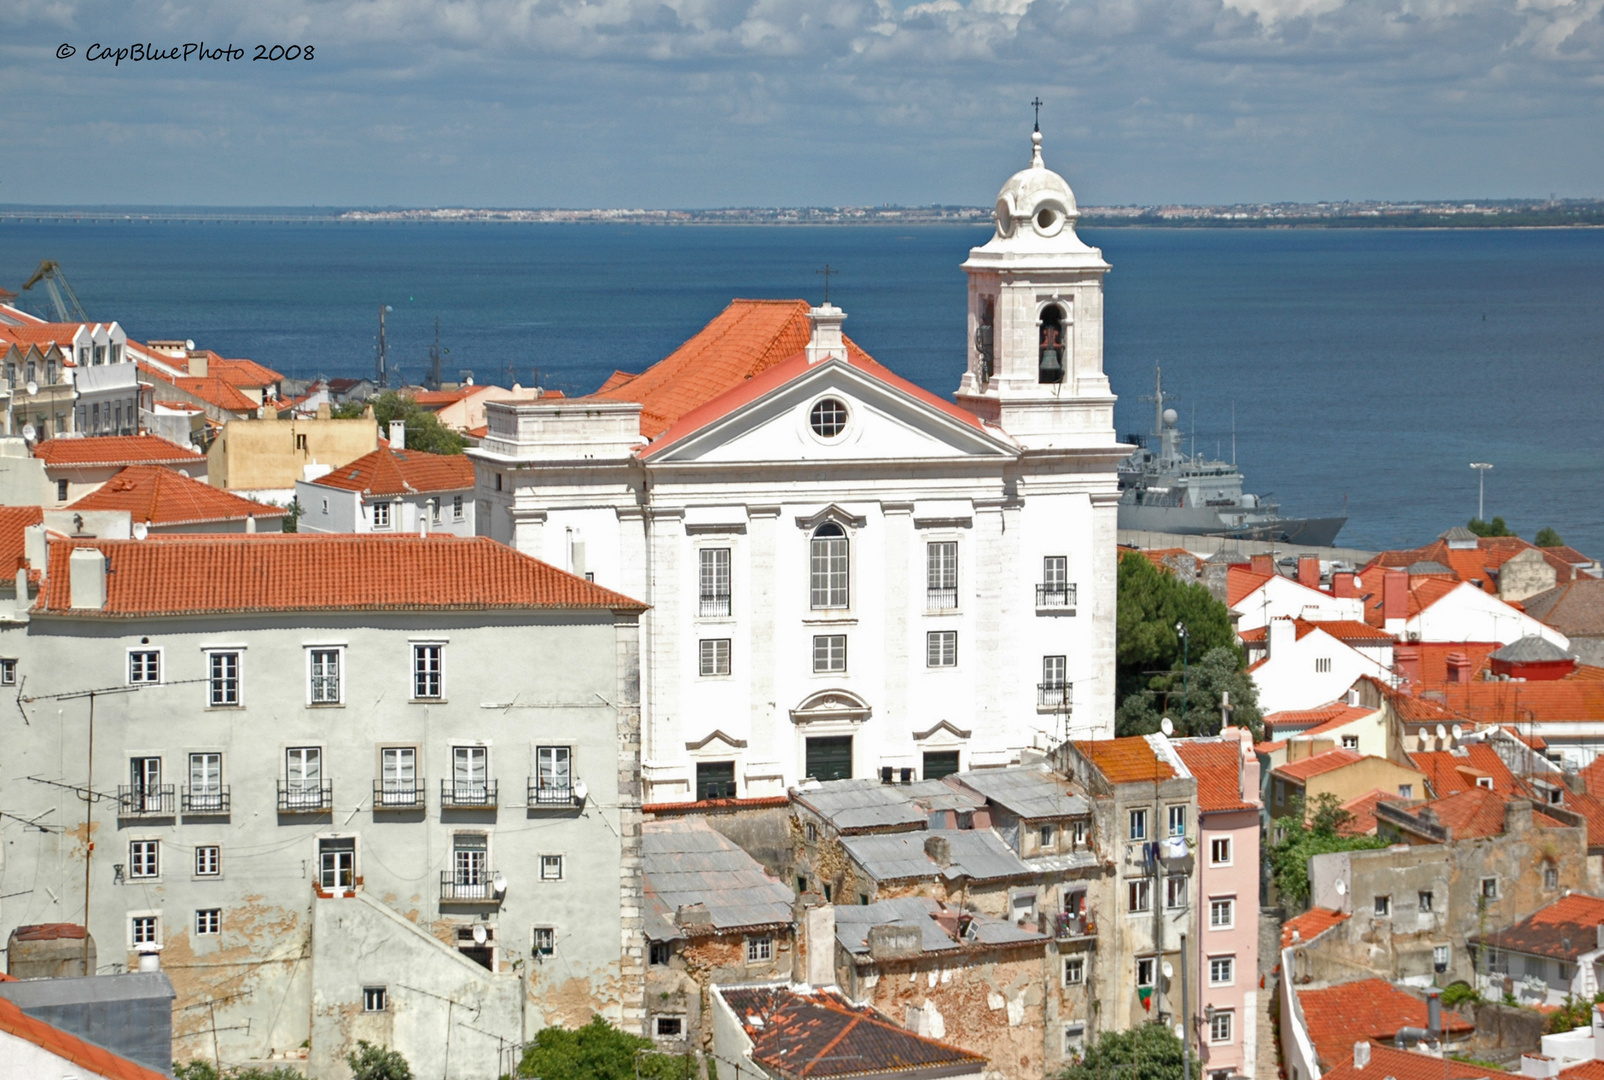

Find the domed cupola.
xmin=993 ymin=130 xmax=1079 ymax=243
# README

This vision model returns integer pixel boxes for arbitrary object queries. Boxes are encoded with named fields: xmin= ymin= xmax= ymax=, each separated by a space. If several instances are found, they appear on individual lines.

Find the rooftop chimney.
xmin=1333 ymin=572 xmax=1359 ymax=599
xmin=1268 ymin=617 xmax=1296 ymax=659
xmin=1395 ymin=645 xmax=1421 ymax=686
xmin=1523 ymin=1055 xmax=1560 ymax=1079
xmin=1383 ymin=570 xmax=1409 ymax=635
xmin=186 ymin=351 xmax=208 ymax=378
xmin=1298 ymin=557 xmax=1321 ymax=588
xmin=68 ymin=548 xmax=106 ymax=610
xmin=1505 ymin=798 xmax=1534 ymax=836
xmin=1354 ymin=1042 xmax=1371 ymax=1069
xmin=805 ymin=903 xmax=836 ymax=986
xmin=23 ymin=522 xmax=47 ymax=572
xmin=1427 ymin=990 xmax=1442 ymax=1038
xmin=805 ymin=304 xmax=847 ymax=365
xmin=924 ymin=834 xmax=952 ymax=867
xmin=1446 ymin=652 xmax=1473 ymax=683
xmin=389 ymin=420 xmax=405 ymax=450
xmin=136 ymin=945 xmax=161 ymax=972
xmin=1251 ymin=553 xmax=1274 ymax=576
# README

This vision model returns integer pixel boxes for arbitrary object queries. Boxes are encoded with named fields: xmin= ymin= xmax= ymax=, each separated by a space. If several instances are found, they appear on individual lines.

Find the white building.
xmin=1242 ymin=618 xmax=1395 ymax=714
xmin=470 ymin=130 xmax=1127 ymax=803
xmin=296 ymin=423 xmax=475 ymax=536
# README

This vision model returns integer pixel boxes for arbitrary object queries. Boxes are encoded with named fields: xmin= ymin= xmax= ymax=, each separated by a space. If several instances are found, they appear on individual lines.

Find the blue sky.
xmin=4 ymin=0 xmax=1601 ymax=207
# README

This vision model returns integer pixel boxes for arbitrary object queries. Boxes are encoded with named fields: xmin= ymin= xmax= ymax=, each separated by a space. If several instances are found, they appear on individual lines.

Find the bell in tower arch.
xmin=974 ymin=296 xmax=995 ymax=384
xmin=1038 ymin=304 xmax=1066 ymax=384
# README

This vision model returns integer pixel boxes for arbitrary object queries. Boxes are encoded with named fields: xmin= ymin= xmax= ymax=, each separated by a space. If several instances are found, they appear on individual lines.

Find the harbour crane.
xmin=20 ymin=260 xmax=88 ymax=323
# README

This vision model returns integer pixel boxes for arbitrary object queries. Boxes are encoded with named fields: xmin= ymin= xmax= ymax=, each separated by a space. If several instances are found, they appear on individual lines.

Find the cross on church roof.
xmin=816 ymin=264 xmax=838 ymax=305
xmin=1032 ymin=96 xmax=1044 ymax=132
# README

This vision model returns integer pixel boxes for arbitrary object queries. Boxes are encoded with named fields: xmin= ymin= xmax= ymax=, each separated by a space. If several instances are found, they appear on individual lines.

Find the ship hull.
xmin=1118 ymin=504 xmax=1347 ymax=547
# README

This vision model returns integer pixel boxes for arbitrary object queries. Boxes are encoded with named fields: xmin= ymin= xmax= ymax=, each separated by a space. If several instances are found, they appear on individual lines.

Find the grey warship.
xmin=1118 ymin=369 xmax=1346 ymax=546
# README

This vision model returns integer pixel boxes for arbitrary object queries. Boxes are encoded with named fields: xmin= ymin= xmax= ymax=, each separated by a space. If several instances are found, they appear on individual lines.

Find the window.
xmin=321 ymin=498 xmax=329 ymax=514
xmin=318 ymin=837 xmax=355 ymax=890
xmin=1210 ymin=898 xmax=1234 ymax=929
xmin=1398 ymin=784 xmax=1414 ymax=799
xmin=806 ymin=736 xmax=853 ymax=781
xmin=452 ymin=495 xmax=464 ymax=520
xmin=699 ymin=548 xmax=732 ymax=617
xmin=1040 ymin=655 xmax=1069 ymax=707
xmin=453 ymin=833 xmax=487 ymax=892
xmin=813 ymin=634 xmax=847 ymax=673
xmin=696 ymin=761 xmax=736 ymax=800
xmin=1168 ymin=805 xmax=1186 ymax=837
xmin=195 ymin=845 xmax=220 ymax=877
xmin=1315 ymin=658 xmax=1332 ymax=673
xmin=1434 ymin=945 xmax=1450 ymax=972
xmin=1476 ymin=776 xmax=1494 ymax=790
xmin=1136 ymin=957 xmax=1155 ymax=987
xmin=809 ymin=523 xmax=849 ymax=609
xmin=131 ymin=915 xmax=158 ymax=947
xmin=541 ymin=854 xmax=564 ymax=881
xmin=208 ymin=650 xmax=240 ymax=707
xmin=309 ymin=648 xmax=341 ymax=704
xmin=1210 ymin=837 xmax=1231 ymax=865
xmin=926 ymin=631 xmax=957 ymax=668
xmin=1341 ymin=734 xmax=1359 ymax=750
xmin=129 ymin=756 xmax=163 ymax=813
xmin=1039 ymin=825 xmax=1056 ymax=848
xmin=364 ymin=986 xmax=388 ymax=1012
xmin=532 ymin=927 xmax=555 ymax=957
xmin=923 ymin=751 xmax=960 ymax=780
xmin=1064 ymin=956 xmax=1085 ymax=985
xmin=130 ymin=840 xmax=160 ymax=879
xmin=1374 ymin=894 xmax=1391 ymax=917
xmin=1274 ymin=779 xmax=1285 ymax=806
xmin=0 ymin=658 xmax=14 ymax=686
xmin=1165 ymin=874 xmax=1187 ymax=909
xmin=1042 ymin=555 xmax=1069 ymax=603
xmin=1064 ymin=1023 xmax=1086 ymax=1056
xmin=649 ymin=942 xmax=671 ymax=966
xmin=379 ymin=747 xmax=417 ymax=805
xmin=805 ymin=823 xmax=818 ymax=843
xmin=1481 ymin=877 xmax=1499 ymax=901
xmin=129 ymin=650 xmax=161 ymax=684
xmin=1128 ymin=879 xmax=1151 ymax=913
xmin=428 ymin=498 xmax=441 ymax=523
xmin=926 ymin=542 xmax=958 ymax=609
xmin=654 ymin=1016 xmax=684 ymax=1039
xmin=195 ymin=908 xmax=221 ymax=935
xmin=809 ymin=398 xmax=848 ymax=438
xmin=699 ymin=638 xmax=731 ymax=677
xmin=535 ymin=746 xmax=571 ymax=801
xmin=1419 ymin=890 xmax=1434 ymax=912
xmin=1545 ymin=865 xmax=1560 ymax=890
xmin=1210 ymin=956 xmax=1234 ymax=985
xmin=56 ymin=479 xmax=68 ymax=502
xmin=1210 ymin=1011 xmax=1233 ymax=1044
xmin=1038 ymin=304 xmax=1066 ymax=383
xmin=1072 ymin=820 xmax=1088 ymax=846
xmin=285 ymin=747 xmax=322 ymax=808
xmin=494 ymin=474 xmax=503 ymax=491
xmin=188 ymin=752 xmax=223 ymax=812
xmin=413 ymin=644 xmax=443 ymax=699
xmin=372 ymin=501 xmax=391 ymax=528
xmin=746 ymin=936 xmax=773 ymax=963
xmin=1129 ymin=808 xmax=1148 ymax=841
xmin=452 ymin=746 xmax=489 ymax=803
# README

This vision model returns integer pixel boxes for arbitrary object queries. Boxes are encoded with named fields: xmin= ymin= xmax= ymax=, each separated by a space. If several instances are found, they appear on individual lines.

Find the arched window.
xmin=1038 ymin=305 xmax=1066 ymax=384
xmin=810 ymin=523 xmax=849 ymax=610
xmin=974 ymin=297 xmax=995 ymax=383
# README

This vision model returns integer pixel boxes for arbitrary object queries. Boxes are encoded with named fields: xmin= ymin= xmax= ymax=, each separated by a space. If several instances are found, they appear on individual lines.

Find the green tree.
xmin=1116 ymin=553 xmax=1246 ymax=736
xmin=1057 ymin=1021 xmax=1183 ymax=1080
xmin=1467 ymin=517 xmax=1515 ymax=538
xmin=1117 ymin=646 xmax=1263 ymax=739
xmin=1268 ymin=792 xmax=1388 ymax=907
xmin=1535 ymin=527 xmax=1565 ymax=548
xmin=347 ymin=1040 xmax=413 ymax=1080
xmin=280 ymin=498 xmax=303 ymax=533
xmin=333 ymin=392 xmax=465 ymax=455
xmin=517 ymin=1016 xmax=693 ymax=1080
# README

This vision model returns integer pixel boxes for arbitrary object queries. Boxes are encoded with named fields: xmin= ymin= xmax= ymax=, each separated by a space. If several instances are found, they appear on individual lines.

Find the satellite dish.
xmin=1161 ymin=960 xmax=1175 ymax=980
xmin=1160 ymin=717 xmax=1174 ymax=737
xmin=1451 ymin=724 xmax=1463 ymax=741
xmin=472 ymin=924 xmax=488 ymax=945
xmin=184 ymin=339 xmax=195 ymax=350
xmin=1354 ymin=575 xmax=1363 ymax=588
xmin=1162 ymin=408 xmax=1178 ymax=427
xmin=1435 ymin=724 xmax=1448 ymax=741
xmin=1335 ymin=879 xmax=1348 ymax=896
xmin=1417 ymin=731 xmax=1429 ymax=752
xmin=25 ymin=381 xmax=38 ymax=396
xmin=573 ymin=779 xmax=589 ymax=803
xmin=492 ymin=871 xmax=508 ymax=895
xmin=21 ymin=423 xmax=36 ymax=442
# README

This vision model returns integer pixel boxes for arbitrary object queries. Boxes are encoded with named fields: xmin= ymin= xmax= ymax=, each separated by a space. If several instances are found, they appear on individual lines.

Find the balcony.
xmin=373 ymin=779 xmax=426 ymax=811
xmin=1038 ymin=683 xmax=1072 ymax=710
xmin=278 ymin=779 xmax=332 ymax=813
xmin=1036 ymin=584 xmax=1078 ymax=609
xmin=440 ymin=871 xmax=503 ymax=905
xmin=117 ymin=785 xmax=175 ymax=818
xmin=1054 ymin=911 xmax=1098 ymax=942
xmin=181 ymin=786 xmax=230 ymax=814
xmin=926 ymin=587 xmax=958 ymax=611
xmin=441 ymin=779 xmax=498 ymax=809
xmin=527 ymin=779 xmax=576 ymax=809
xmin=699 ymin=596 xmax=731 ymax=618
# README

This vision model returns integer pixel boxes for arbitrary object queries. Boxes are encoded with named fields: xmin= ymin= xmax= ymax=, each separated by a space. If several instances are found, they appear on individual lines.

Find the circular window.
xmin=1036 ymin=208 xmax=1057 ymax=230
xmin=809 ymin=398 xmax=848 ymax=438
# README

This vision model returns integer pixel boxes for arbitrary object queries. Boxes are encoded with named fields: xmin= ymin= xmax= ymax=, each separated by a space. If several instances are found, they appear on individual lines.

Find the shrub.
xmin=348 ymin=1041 xmax=414 ymax=1080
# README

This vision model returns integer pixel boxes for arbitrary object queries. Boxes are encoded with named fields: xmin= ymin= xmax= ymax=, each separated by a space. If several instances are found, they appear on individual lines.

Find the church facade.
xmin=470 ymin=132 xmax=1128 ymax=803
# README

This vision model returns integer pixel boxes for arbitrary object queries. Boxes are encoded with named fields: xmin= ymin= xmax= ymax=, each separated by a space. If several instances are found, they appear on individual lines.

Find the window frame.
xmin=205 ymin=649 xmax=242 ymax=708
xmin=698 ymin=546 xmax=733 ymax=618
xmin=699 ymin=638 xmax=732 ymax=677
xmin=1209 ymin=1010 xmax=1233 ymax=1045
xmin=1136 ymin=957 xmax=1156 ymax=987
xmin=1165 ymin=873 xmax=1188 ymax=910
xmin=127 ymin=647 xmax=162 ymax=686
xmin=1209 ymin=897 xmax=1234 ymax=929
xmin=1374 ymin=893 xmax=1392 ymax=917
xmin=745 ymin=935 xmax=774 ymax=964
xmin=129 ymin=913 xmax=160 ymax=948
xmin=130 ymin=839 xmax=160 ymax=880
xmin=1063 ymin=955 xmax=1085 ymax=986
xmin=371 ymin=500 xmax=392 ymax=529
xmin=1481 ymin=876 xmax=1499 ymax=901
xmin=535 ymin=745 xmax=572 ymax=800
xmin=532 ymin=926 xmax=556 ymax=957
xmin=654 ymin=1015 xmax=685 ymax=1039
xmin=0 ymin=658 xmax=14 ymax=686
xmin=926 ymin=540 xmax=958 ymax=610
xmin=541 ymin=854 xmax=565 ymax=881
xmin=412 ymin=642 xmax=445 ymax=700
xmin=925 ymin=630 xmax=957 ymax=668
xmin=1418 ymin=890 xmax=1434 ymax=912
xmin=195 ymin=844 xmax=221 ymax=878
xmin=363 ymin=986 xmax=389 ymax=1012
xmin=306 ymin=645 xmax=344 ymax=706
xmin=808 ymin=397 xmax=849 ymax=440
xmin=1209 ymin=955 xmax=1235 ymax=986
xmin=1167 ymin=804 xmax=1187 ymax=838
xmin=195 ymin=908 xmax=221 ymax=936
xmin=1129 ymin=808 xmax=1148 ymax=841
xmin=1210 ymin=836 xmax=1232 ymax=866
xmin=1128 ymin=879 xmax=1151 ymax=913
xmin=813 ymin=634 xmax=847 ymax=674
xmin=809 ymin=523 xmax=850 ymax=610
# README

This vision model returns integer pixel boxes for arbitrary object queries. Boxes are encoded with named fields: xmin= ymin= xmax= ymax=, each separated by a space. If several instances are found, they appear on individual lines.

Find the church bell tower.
xmin=956 ymin=128 xmax=1119 ymax=451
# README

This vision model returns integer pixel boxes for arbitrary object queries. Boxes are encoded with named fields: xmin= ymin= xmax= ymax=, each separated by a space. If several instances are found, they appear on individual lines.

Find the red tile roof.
xmin=0 ymin=505 xmax=43 ymax=576
xmin=0 ymin=322 xmax=88 ymax=349
xmin=1281 ymin=907 xmax=1350 ymax=949
xmin=1410 ymin=642 xmax=1502 ymax=684
xmin=205 ymin=355 xmax=283 ymax=387
xmin=1367 ymin=535 xmax=1595 ymax=595
xmin=35 ymin=534 xmax=646 ymax=617
xmin=1413 ymin=678 xmax=1604 ymax=727
xmin=719 ymin=985 xmax=987 ymax=1079
xmin=1073 ymin=736 xmax=1176 ymax=785
xmin=33 ymin=434 xmax=202 ymax=469
xmin=1337 ymin=789 xmax=1406 ymax=835
xmin=1408 ymin=744 xmax=1521 ymax=799
xmin=1318 ymin=1042 xmax=1510 ymax=1080
xmin=169 ymin=373 xmax=261 ymax=413
xmin=0 ymin=994 xmax=169 ymax=1080
xmin=1226 ymin=565 xmax=1275 ymax=607
xmin=1174 ymin=740 xmax=1254 ymax=812
xmin=1272 ymin=748 xmax=1364 ymax=783
xmin=1297 ymin=978 xmax=1474 ymax=1070
xmin=309 ymin=446 xmax=474 ymax=496
xmin=1263 ymin=703 xmax=1375 ymax=740
xmin=1468 ymin=893 xmax=1604 ymax=961
xmin=1397 ymin=788 xmax=1566 ymax=840
xmin=1243 ymin=619 xmax=1395 ymax=645
xmin=1561 ymin=1059 xmax=1604 ymax=1080
xmin=66 ymin=465 xmax=285 ymax=527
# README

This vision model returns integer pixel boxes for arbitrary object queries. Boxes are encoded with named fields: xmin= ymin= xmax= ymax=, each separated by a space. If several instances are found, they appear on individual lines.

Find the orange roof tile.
xmin=0 ymin=994 xmax=169 ymax=1080
xmin=1468 ymin=893 xmax=1604 ymax=960
xmin=1413 ymin=678 xmax=1604 ymax=727
xmin=1368 ymin=535 xmax=1595 ymax=594
xmin=410 ymin=388 xmax=474 ymax=407
xmin=1241 ymin=619 xmax=1393 ymax=645
xmin=1297 ymin=978 xmax=1474 ymax=1070
xmin=1410 ymin=641 xmax=1502 ymax=683
xmin=309 ymin=447 xmax=474 ymax=496
xmin=1561 ymin=1062 xmax=1604 ymax=1080
xmin=66 ymin=465 xmax=285 ymax=527
xmin=1174 ymin=740 xmax=1254 ymax=812
xmin=1397 ymin=788 xmax=1563 ymax=840
xmin=0 ymin=505 xmax=43 ymax=576
xmin=1263 ymin=703 xmax=1375 ymax=739
xmin=1318 ymin=1042 xmax=1510 ymax=1080
xmin=1337 ymin=789 xmax=1406 ymax=836
xmin=205 ymin=355 xmax=283 ymax=387
xmin=33 ymin=434 xmax=203 ymax=469
xmin=171 ymin=373 xmax=261 ymax=412
xmin=1226 ymin=565 xmax=1274 ymax=607
xmin=1408 ymin=744 xmax=1521 ymax=799
xmin=35 ymin=534 xmax=646 ymax=617
xmin=1282 ymin=907 xmax=1350 ymax=949
xmin=1272 ymin=748 xmax=1364 ymax=783
xmin=1073 ymin=736 xmax=1176 ymax=785
xmin=0 ymin=321 xmax=88 ymax=349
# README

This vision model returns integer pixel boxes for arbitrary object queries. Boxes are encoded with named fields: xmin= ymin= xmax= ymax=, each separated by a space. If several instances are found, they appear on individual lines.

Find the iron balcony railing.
xmin=527 ymin=779 xmax=574 ymax=808
xmin=926 ymin=587 xmax=958 ymax=611
xmin=1037 ymin=584 xmax=1078 ymax=607
xmin=699 ymin=595 xmax=731 ymax=618
xmin=441 ymin=779 xmax=498 ymax=809
xmin=117 ymin=785 xmax=175 ymax=817
xmin=373 ymin=779 xmax=426 ymax=810
xmin=277 ymin=779 xmax=332 ymax=813
xmin=181 ymin=786 xmax=230 ymax=814
xmin=440 ymin=870 xmax=502 ymax=904
xmin=1038 ymin=683 xmax=1072 ymax=709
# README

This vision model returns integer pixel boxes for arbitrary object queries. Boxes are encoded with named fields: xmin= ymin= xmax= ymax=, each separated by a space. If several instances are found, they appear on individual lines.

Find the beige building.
xmin=1269 ymin=745 xmax=1428 ymax=831
xmin=206 ymin=412 xmax=379 ymax=502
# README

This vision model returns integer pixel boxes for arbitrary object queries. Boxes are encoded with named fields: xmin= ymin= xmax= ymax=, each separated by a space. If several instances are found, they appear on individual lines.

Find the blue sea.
xmin=1 ymin=220 xmax=1600 ymax=555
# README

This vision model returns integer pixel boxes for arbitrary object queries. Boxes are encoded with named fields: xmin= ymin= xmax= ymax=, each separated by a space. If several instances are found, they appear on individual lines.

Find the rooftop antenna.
xmin=815 ymin=265 xmax=838 ymax=305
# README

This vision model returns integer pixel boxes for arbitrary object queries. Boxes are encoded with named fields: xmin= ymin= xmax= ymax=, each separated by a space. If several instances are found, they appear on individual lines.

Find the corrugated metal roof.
xmin=642 ymin=818 xmax=794 ymax=941
xmin=951 ymin=763 xmax=1089 ymax=820
xmin=834 ymin=896 xmax=1045 ymax=956
xmin=793 ymin=777 xmax=983 ymax=831
xmin=840 ymin=828 xmax=1031 ymax=884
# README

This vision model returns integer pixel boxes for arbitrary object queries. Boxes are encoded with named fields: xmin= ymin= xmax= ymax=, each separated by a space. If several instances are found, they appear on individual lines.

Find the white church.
xmin=471 ymin=130 xmax=1128 ymax=803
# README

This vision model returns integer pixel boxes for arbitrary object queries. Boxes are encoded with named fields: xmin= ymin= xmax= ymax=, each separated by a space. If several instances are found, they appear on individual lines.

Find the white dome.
xmin=993 ymin=130 xmax=1078 ymax=240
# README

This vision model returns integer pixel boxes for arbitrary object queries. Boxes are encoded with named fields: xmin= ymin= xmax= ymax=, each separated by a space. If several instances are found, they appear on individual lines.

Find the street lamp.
xmin=1470 ymin=462 xmax=1493 ymax=523
xmin=1175 ymin=621 xmax=1190 ymax=735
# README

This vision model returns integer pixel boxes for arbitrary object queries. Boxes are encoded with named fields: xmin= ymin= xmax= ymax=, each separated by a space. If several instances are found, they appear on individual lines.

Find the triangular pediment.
xmin=645 ymin=358 xmax=1018 ymax=466
xmin=912 ymin=720 xmax=973 ymax=744
xmin=685 ymin=729 xmax=748 ymax=751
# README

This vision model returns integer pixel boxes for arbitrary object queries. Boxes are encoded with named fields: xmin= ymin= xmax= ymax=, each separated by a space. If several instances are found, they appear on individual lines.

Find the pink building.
xmin=1176 ymin=730 xmax=1263 ymax=1080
